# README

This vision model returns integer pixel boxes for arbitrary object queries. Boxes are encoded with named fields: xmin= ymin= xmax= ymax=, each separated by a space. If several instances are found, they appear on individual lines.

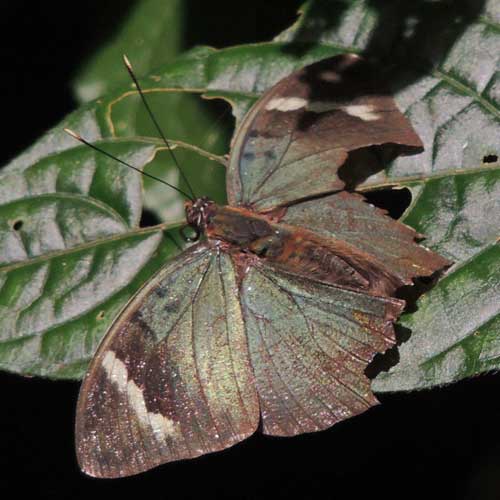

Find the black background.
xmin=1 ymin=2 xmax=499 ymax=499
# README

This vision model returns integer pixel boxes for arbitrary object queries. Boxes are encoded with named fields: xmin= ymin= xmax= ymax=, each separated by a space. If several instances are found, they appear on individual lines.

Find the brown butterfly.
xmin=73 ymin=54 xmax=450 ymax=478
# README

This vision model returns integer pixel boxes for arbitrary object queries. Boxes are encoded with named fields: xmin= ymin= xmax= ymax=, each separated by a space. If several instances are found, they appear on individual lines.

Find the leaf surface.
xmin=0 ymin=0 xmax=498 ymax=388
xmin=0 ymin=140 xmax=182 ymax=377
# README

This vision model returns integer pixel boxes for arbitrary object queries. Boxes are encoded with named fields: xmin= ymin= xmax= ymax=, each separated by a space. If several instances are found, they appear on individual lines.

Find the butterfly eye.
xmin=180 ymin=225 xmax=200 ymax=242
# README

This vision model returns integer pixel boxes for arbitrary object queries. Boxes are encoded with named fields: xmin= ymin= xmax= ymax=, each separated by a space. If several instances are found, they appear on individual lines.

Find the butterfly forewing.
xmin=227 ymin=54 xmax=423 ymax=211
xmin=76 ymin=245 xmax=259 ymax=478
xmin=239 ymin=263 xmax=404 ymax=435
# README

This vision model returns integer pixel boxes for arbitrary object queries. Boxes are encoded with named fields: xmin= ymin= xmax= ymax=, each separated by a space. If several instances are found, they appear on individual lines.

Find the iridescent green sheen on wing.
xmin=227 ymin=55 xmax=422 ymax=211
xmin=76 ymin=244 xmax=259 ymax=478
xmin=240 ymin=263 xmax=404 ymax=436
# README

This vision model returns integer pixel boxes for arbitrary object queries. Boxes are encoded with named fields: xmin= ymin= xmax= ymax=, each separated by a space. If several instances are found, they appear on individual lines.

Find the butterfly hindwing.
xmin=76 ymin=244 xmax=259 ymax=478
xmin=227 ymin=54 xmax=423 ymax=211
xmin=282 ymin=191 xmax=451 ymax=287
xmin=239 ymin=262 xmax=404 ymax=436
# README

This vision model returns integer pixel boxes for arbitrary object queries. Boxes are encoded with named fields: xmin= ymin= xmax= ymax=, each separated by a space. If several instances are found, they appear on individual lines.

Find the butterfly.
xmin=74 ymin=54 xmax=450 ymax=478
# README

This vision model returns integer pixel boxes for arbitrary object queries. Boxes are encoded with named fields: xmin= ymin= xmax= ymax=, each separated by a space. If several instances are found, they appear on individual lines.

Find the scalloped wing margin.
xmin=282 ymin=191 xmax=451 ymax=286
xmin=239 ymin=262 xmax=404 ymax=436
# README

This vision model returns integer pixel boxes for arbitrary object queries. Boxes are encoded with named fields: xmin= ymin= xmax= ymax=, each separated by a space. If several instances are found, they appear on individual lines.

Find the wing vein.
xmin=190 ymin=254 xmax=223 ymax=448
xmin=247 ymin=132 xmax=294 ymax=204
xmin=217 ymin=253 xmax=251 ymax=428
xmin=251 ymin=309 xmax=312 ymax=429
xmin=263 ymin=270 xmax=379 ymax=361
xmin=254 ymin=307 xmax=340 ymax=424
xmin=285 ymin=290 xmax=373 ymax=408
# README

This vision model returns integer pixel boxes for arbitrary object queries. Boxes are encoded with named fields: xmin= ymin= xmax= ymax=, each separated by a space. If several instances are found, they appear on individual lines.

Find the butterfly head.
xmin=184 ymin=197 xmax=217 ymax=238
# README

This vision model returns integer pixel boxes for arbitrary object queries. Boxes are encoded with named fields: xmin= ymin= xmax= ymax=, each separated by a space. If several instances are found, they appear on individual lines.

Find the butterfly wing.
xmin=227 ymin=54 xmax=423 ymax=211
xmin=239 ymin=261 xmax=404 ymax=435
xmin=282 ymin=191 xmax=451 ymax=288
xmin=76 ymin=244 xmax=259 ymax=478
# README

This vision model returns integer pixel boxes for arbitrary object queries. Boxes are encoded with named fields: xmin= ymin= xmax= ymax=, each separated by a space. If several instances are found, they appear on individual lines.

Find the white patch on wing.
xmin=342 ymin=104 xmax=381 ymax=121
xmin=306 ymin=101 xmax=382 ymax=120
xmin=319 ymin=70 xmax=341 ymax=82
xmin=265 ymin=96 xmax=307 ymax=112
xmin=336 ymin=53 xmax=362 ymax=72
xmin=102 ymin=350 xmax=179 ymax=441
xmin=102 ymin=350 xmax=127 ymax=390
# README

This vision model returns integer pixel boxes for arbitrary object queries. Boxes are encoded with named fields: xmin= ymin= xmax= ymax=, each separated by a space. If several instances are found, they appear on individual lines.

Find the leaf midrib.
xmin=0 ymin=220 xmax=183 ymax=273
xmin=359 ymin=163 xmax=500 ymax=191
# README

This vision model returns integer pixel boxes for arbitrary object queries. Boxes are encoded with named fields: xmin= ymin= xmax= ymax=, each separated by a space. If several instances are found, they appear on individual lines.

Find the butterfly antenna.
xmin=122 ymin=54 xmax=197 ymax=200
xmin=64 ymin=128 xmax=193 ymax=200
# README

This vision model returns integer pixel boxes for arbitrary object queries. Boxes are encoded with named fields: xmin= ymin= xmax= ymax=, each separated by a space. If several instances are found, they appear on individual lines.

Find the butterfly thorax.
xmin=190 ymin=203 xmax=403 ymax=295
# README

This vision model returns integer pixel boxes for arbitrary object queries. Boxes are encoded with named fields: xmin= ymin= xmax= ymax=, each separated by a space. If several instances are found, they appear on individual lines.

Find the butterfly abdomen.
xmin=262 ymin=229 xmax=404 ymax=294
xmin=276 ymin=228 xmax=409 ymax=295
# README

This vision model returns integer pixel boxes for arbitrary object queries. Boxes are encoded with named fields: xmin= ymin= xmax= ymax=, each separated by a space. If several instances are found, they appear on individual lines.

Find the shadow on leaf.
xmin=280 ymin=0 xmax=487 ymax=98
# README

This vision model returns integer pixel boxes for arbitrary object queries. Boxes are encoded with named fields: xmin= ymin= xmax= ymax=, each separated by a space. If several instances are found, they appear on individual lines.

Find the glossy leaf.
xmin=0 ymin=140 xmax=183 ymax=377
xmin=0 ymin=0 xmax=498 ymax=392
xmin=71 ymin=0 xmax=204 ymax=219
xmin=374 ymin=243 xmax=500 ymax=391
xmin=372 ymin=170 xmax=500 ymax=391
xmin=0 ymin=231 xmax=174 ymax=378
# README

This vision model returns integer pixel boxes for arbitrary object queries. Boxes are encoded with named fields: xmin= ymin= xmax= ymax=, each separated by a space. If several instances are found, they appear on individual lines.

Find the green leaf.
xmin=0 ymin=139 xmax=184 ymax=378
xmin=0 ymin=230 xmax=173 ymax=378
xmin=373 ymin=244 xmax=500 ymax=391
xmin=68 ymin=0 xmax=229 ymax=221
xmin=71 ymin=0 xmax=227 ymax=221
xmin=0 ymin=0 xmax=498 ymax=388
xmin=371 ymin=167 xmax=500 ymax=391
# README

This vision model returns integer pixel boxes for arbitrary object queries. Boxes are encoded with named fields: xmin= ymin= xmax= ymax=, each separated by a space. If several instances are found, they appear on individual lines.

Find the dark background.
xmin=1 ymin=1 xmax=499 ymax=499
